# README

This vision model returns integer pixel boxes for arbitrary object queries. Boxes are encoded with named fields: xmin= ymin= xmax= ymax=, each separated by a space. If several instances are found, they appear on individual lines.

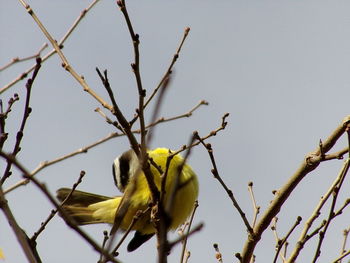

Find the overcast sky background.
xmin=1 ymin=0 xmax=350 ymax=262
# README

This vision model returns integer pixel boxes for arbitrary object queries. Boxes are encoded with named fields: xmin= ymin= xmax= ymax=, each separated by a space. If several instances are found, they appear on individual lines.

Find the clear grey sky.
xmin=1 ymin=0 xmax=350 ymax=262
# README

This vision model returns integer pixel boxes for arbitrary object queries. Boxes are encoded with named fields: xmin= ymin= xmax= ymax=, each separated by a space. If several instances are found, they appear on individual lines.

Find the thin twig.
xmin=95 ymin=68 xmax=159 ymax=207
xmin=1 ymin=0 xmax=101 ymax=94
xmin=248 ymin=182 xmax=260 ymax=228
xmin=17 ymin=0 xmax=113 ymax=111
xmin=339 ymin=226 xmax=350 ymax=262
xmin=116 ymin=0 xmax=147 ymax=152
xmin=1 ymin=58 xmax=41 ymax=184
xmin=0 ymin=184 xmax=39 ymax=263
xmin=324 ymin=147 xmax=348 ymax=161
xmin=0 ymin=43 xmax=47 ymax=72
xmin=31 ymin=170 xmax=86 ymax=242
xmin=180 ymin=201 xmax=199 ymax=263
xmin=145 ymin=100 xmax=208 ymax=130
xmin=98 ymin=230 xmax=110 ymax=263
xmin=272 ymin=216 xmax=302 ymax=263
xmin=241 ymin=116 xmax=350 ymax=263
xmin=0 ymin=94 xmax=20 ymax=150
xmin=312 ymin=161 xmax=349 ymax=263
xmin=111 ymin=207 xmax=150 ymax=255
xmin=0 ymin=152 xmax=120 ymax=263
xmin=168 ymin=223 xmax=204 ymax=249
xmin=196 ymin=134 xmax=253 ymax=234
xmin=287 ymin=158 xmax=350 ymax=262
xmin=332 ymin=250 xmax=350 ymax=263
xmin=4 ymin=132 xmax=120 ymax=194
xmin=129 ymin=26 xmax=191 ymax=126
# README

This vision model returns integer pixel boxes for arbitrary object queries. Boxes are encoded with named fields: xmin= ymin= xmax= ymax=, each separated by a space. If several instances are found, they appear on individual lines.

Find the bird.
xmin=56 ymin=148 xmax=199 ymax=252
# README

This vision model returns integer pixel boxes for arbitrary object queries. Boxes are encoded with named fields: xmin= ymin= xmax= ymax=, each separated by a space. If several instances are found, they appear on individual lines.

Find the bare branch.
xmin=0 ymin=94 xmax=20 ymax=149
xmin=248 ymin=182 xmax=260 ymax=228
xmin=112 ymin=207 xmax=150 ymax=255
xmin=196 ymin=133 xmax=253 ymax=234
xmin=0 ymin=152 xmax=120 ymax=263
xmin=1 ymin=0 xmax=101 ymax=94
xmin=241 ymin=116 xmax=350 ymax=263
xmin=287 ymin=158 xmax=350 ymax=262
xmin=167 ymin=223 xmax=204 ymax=249
xmin=0 ymin=43 xmax=47 ymax=72
xmin=17 ymin=0 xmax=113 ymax=112
xmin=180 ymin=200 xmax=199 ymax=263
xmin=273 ymin=216 xmax=302 ymax=263
xmin=1 ymin=58 xmax=41 ymax=184
xmin=0 ymin=184 xmax=39 ymax=262
xmin=143 ymin=27 xmax=191 ymax=110
xmin=332 ymin=250 xmax=350 ymax=263
xmin=4 ymin=132 xmax=120 ymax=194
xmin=31 ymin=170 xmax=85 ymax=242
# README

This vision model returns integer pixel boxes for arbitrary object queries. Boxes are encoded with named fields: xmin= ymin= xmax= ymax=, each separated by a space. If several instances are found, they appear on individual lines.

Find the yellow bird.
xmin=56 ymin=148 xmax=199 ymax=251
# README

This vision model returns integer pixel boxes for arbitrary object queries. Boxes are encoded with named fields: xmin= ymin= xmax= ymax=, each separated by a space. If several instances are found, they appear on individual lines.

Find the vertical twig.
xmin=1 ymin=58 xmax=41 ymax=184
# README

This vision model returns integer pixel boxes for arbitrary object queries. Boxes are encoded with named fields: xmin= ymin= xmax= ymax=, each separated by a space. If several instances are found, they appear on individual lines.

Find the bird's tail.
xmin=56 ymin=188 xmax=121 ymax=225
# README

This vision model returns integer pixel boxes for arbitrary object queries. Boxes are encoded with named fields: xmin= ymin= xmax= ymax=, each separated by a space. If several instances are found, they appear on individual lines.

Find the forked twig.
xmin=248 ymin=182 xmax=260 ymax=228
xmin=17 ymin=0 xmax=113 ymax=112
xmin=241 ymin=116 xmax=350 ymax=263
xmin=287 ymin=158 xmax=350 ymax=262
xmin=1 ymin=0 xmax=101 ymax=94
xmin=31 ymin=170 xmax=86 ymax=241
xmin=0 ymin=152 xmax=120 ymax=263
xmin=272 ymin=216 xmax=302 ymax=263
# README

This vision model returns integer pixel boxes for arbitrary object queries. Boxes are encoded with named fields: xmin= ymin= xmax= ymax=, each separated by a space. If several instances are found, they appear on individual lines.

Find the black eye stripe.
xmin=112 ymin=163 xmax=118 ymax=188
xmin=119 ymin=155 xmax=131 ymax=189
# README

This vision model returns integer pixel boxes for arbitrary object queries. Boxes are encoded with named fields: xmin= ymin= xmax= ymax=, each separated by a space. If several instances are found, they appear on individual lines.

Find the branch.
xmin=287 ymin=159 xmax=350 ymax=262
xmin=332 ymin=250 xmax=350 ymax=263
xmin=340 ymin=226 xmax=350 ymax=261
xmin=128 ymin=26 xmax=191 ymax=126
xmin=0 ymin=184 xmax=39 ymax=262
xmin=95 ymin=68 xmax=160 ymax=205
xmin=248 ymin=182 xmax=260 ymax=228
xmin=1 ymin=0 xmax=101 ymax=94
xmin=240 ymin=116 xmax=350 ymax=263
xmin=31 ymin=170 xmax=85 ymax=242
xmin=116 ymin=0 xmax=147 ymax=151
xmin=196 ymin=133 xmax=253 ymax=234
xmin=4 ymin=132 xmax=119 ymax=194
xmin=144 ymin=27 xmax=190 ymax=112
xmin=145 ymin=100 xmax=208 ymax=130
xmin=17 ymin=0 xmax=113 ymax=112
xmin=0 ymin=94 xmax=20 ymax=149
xmin=180 ymin=200 xmax=199 ymax=263
xmin=0 ymin=152 xmax=120 ymax=263
xmin=167 ymin=223 xmax=204 ymax=249
xmin=272 ymin=216 xmax=302 ymax=263
xmin=111 ymin=207 xmax=150 ymax=255
xmin=1 ymin=57 xmax=41 ymax=184
xmin=0 ymin=43 xmax=47 ymax=72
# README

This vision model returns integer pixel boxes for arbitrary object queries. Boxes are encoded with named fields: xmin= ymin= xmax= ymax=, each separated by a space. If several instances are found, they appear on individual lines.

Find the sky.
xmin=1 ymin=0 xmax=350 ymax=262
